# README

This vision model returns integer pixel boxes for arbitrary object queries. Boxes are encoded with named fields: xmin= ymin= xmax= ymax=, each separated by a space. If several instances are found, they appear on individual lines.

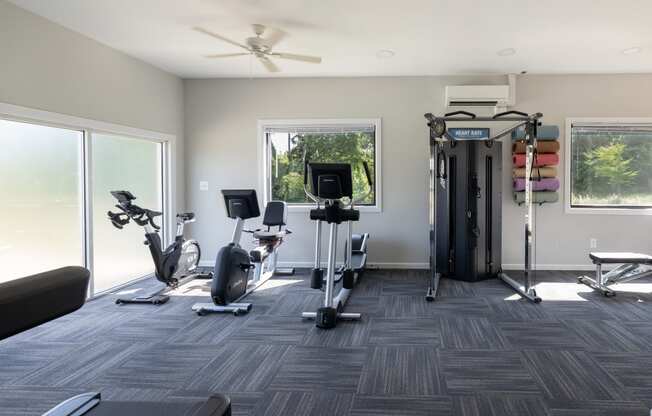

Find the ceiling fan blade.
xmin=263 ymin=28 xmax=287 ymax=48
xmin=193 ymin=27 xmax=250 ymax=51
xmin=272 ymin=52 xmax=322 ymax=64
xmin=258 ymin=56 xmax=280 ymax=73
xmin=204 ymin=53 xmax=250 ymax=58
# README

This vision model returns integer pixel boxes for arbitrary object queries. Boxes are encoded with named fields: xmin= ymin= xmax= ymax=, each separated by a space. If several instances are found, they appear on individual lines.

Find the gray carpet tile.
xmin=592 ymin=352 xmax=652 ymax=401
xmin=498 ymin=320 xmax=589 ymax=350
xmin=546 ymin=399 xmax=649 ymax=416
xmin=486 ymin=297 xmax=553 ymax=321
xmin=366 ymin=318 xmax=441 ymax=346
xmin=426 ymin=296 xmax=494 ymax=318
xmin=440 ymin=350 xmax=541 ymax=395
xmin=440 ymin=317 xmax=510 ymax=350
xmin=563 ymin=319 xmax=650 ymax=352
xmin=265 ymin=293 xmax=323 ymax=316
xmin=5 ymin=269 xmax=652 ymax=415
xmin=345 ymin=296 xmax=384 ymax=318
xmin=93 ymin=344 xmax=224 ymax=389
xmin=540 ymin=301 xmax=614 ymax=321
xmin=0 ymin=341 xmax=80 ymax=385
xmin=253 ymin=391 xmax=354 ymax=416
xmin=228 ymin=315 xmax=312 ymax=344
xmin=271 ymin=346 xmax=366 ymax=392
xmin=522 ymin=350 xmax=629 ymax=401
xmin=437 ymin=278 xmax=477 ymax=298
xmin=303 ymin=320 xmax=371 ymax=347
xmin=349 ymin=395 xmax=453 ymax=416
xmin=14 ymin=341 xmax=148 ymax=388
xmin=357 ymin=346 xmax=443 ymax=395
xmin=453 ymin=395 xmax=550 ymax=416
xmin=186 ymin=343 xmax=289 ymax=392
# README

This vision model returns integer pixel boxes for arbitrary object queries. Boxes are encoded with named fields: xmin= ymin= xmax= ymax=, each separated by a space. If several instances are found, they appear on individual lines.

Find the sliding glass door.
xmin=0 ymin=115 xmax=168 ymax=295
xmin=0 ymin=119 xmax=83 ymax=283
xmin=92 ymin=133 xmax=163 ymax=293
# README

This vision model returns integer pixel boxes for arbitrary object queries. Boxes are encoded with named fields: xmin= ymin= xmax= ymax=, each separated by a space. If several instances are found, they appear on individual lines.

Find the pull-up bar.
xmin=424 ymin=109 xmax=543 ymax=304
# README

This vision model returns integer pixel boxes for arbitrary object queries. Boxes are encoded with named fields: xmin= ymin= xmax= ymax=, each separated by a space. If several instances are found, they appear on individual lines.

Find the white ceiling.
xmin=9 ymin=0 xmax=652 ymax=78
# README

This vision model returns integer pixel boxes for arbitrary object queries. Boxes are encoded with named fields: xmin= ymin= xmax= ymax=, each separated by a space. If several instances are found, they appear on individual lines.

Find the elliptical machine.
xmin=192 ymin=189 xmax=293 ymax=316
xmin=302 ymin=161 xmax=372 ymax=329
xmin=107 ymin=190 xmax=211 ymax=305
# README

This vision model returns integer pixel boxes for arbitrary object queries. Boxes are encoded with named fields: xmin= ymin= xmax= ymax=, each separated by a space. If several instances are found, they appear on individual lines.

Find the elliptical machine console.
xmin=107 ymin=190 xmax=210 ymax=305
xmin=302 ymin=161 xmax=372 ymax=329
xmin=192 ymin=189 xmax=293 ymax=316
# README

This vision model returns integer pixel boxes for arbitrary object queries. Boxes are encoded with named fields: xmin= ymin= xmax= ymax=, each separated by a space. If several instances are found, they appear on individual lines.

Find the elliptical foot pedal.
xmin=316 ymin=306 xmax=338 ymax=329
xmin=342 ymin=270 xmax=354 ymax=289
xmin=310 ymin=268 xmax=324 ymax=289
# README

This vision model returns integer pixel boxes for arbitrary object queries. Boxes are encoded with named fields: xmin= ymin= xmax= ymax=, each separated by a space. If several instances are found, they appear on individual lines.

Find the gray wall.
xmin=0 ymin=0 xmax=185 ymax=210
xmin=185 ymin=74 xmax=652 ymax=269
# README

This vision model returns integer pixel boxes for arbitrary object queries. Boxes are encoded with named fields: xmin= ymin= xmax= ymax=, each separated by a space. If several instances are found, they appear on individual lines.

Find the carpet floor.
xmin=2 ymin=269 xmax=652 ymax=415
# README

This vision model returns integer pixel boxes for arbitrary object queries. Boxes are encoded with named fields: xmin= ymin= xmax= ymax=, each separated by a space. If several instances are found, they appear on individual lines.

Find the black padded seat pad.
xmin=589 ymin=252 xmax=652 ymax=264
xmin=0 ymin=266 xmax=89 ymax=340
xmin=253 ymin=230 xmax=285 ymax=241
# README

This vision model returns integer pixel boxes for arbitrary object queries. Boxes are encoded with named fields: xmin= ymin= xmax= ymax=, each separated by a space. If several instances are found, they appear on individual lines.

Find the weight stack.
xmin=435 ymin=140 xmax=502 ymax=282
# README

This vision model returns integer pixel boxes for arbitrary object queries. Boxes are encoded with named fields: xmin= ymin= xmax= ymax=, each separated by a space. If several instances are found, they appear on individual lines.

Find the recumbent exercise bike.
xmin=192 ymin=189 xmax=293 ymax=316
xmin=108 ymin=190 xmax=211 ymax=305
xmin=302 ymin=161 xmax=372 ymax=329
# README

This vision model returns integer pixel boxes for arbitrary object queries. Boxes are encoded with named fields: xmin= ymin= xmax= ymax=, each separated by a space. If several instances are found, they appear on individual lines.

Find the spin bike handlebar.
xmin=107 ymin=190 xmax=162 ymax=231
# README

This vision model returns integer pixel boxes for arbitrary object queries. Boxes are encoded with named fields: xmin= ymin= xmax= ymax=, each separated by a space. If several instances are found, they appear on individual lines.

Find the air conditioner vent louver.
xmin=449 ymin=101 xmax=500 ymax=107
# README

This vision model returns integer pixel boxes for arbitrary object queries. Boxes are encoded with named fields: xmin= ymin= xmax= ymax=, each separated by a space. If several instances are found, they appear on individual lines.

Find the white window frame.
xmin=258 ymin=118 xmax=382 ymax=213
xmin=565 ymin=117 xmax=652 ymax=216
xmin=0 ymin=101 xmax=177 ymax=295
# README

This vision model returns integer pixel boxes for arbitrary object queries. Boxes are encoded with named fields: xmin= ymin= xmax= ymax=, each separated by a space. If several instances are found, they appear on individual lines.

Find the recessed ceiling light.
xmin=497 ymin=48 xmax=516 ymax=56
xmin=376 ymin=49 xmax=395 ymax=59
xmin=622 ymin=47 xmax=642 ymax=55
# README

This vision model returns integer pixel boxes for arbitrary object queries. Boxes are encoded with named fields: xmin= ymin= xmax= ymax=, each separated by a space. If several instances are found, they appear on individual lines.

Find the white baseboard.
xmin=199 ymin=260 xmax=429 ymax=270
xmin=200 ymin=260 xmax=596 ymax=271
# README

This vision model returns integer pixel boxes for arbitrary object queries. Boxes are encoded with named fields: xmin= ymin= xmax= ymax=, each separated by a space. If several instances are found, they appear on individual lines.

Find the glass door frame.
xmin=0 ymin=102 xmax=177 ymax=297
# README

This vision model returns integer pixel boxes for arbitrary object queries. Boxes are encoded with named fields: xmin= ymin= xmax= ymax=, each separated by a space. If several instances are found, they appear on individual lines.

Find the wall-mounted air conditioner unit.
xmin=445 ymin=84 xmax=514 ymax=110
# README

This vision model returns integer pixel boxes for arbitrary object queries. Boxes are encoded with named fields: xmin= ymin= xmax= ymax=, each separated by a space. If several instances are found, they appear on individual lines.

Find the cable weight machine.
xmin=424 ymin=110 xmax=543 ymax=303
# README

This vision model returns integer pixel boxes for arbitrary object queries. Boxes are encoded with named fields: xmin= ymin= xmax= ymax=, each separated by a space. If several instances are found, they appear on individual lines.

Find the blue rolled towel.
xmin=512 ymin=125 xmax=559 ymax=141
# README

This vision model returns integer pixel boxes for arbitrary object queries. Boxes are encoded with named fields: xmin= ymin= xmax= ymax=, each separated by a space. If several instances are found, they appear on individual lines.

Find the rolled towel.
xmin=513 ymin=166 xmax=557 ymax=179
xmin=513 ymin=191 xmax=559 ymax=205
xmin=513 ymin=177 xmax=560 ymax=192
xmin=512 ymin=125 xmax=559 ymax=140
xmin=513 ymin=153 xmax=559 ymax=167
xmin=512 ymin=140 xmax=560 ymax=154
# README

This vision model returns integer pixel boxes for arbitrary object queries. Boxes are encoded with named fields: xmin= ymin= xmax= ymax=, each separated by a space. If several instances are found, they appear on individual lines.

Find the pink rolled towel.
xmin=513 ymin=177 xmax=560 ymax=192
xmin=513 ymin=153 xmax=559 ymax=167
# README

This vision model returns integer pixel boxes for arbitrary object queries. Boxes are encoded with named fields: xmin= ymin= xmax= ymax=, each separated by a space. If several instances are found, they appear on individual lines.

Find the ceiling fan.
xmin=193 ymin=24 xmax=322 ymax=73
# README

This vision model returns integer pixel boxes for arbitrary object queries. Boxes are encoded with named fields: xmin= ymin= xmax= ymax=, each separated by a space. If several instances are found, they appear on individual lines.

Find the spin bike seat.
xmin=177 ymin=212 xmax=195 ymax=222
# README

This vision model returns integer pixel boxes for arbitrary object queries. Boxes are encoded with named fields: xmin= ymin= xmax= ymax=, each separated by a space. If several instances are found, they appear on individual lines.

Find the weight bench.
xmin=578 ymin=252 xmax=652 ymax=296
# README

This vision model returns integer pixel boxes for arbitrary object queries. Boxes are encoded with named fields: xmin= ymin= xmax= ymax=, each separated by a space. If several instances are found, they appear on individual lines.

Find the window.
xmin=92 ymin=133 xmax=164 ymax=293
xmin=0 ymin=119 xmax=83 ymax=283
xmin=261 ymin=119 xmax=380 ymax=209
xmin=0 ymin=102 xmax=173 ymax=295
xmin=568 ymin=120 xmax=652 ymax=210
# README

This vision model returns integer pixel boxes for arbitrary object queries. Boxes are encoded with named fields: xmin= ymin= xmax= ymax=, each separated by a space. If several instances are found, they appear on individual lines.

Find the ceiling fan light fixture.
xmin=622 ymin=46 xmax=642 ymax=55
xmin=497 ymin=48 xmax=516 ymax=57
xmin=376 ymin=49 xmax=395 ymax=59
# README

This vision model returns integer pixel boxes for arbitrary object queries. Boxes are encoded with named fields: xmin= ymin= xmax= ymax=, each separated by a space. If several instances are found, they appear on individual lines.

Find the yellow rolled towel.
xmin=513 ymin=166 xmax=557 ymax=179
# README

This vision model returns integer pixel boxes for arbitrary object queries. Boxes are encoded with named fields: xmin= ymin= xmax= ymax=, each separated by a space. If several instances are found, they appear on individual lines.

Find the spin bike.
xmin=108 ymin=190 xmax=211 ymax=305
xmin=302 ymin=161 xmax=372 ymax=329
xmin=192 ymin=189 xmax=293 ymax=316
